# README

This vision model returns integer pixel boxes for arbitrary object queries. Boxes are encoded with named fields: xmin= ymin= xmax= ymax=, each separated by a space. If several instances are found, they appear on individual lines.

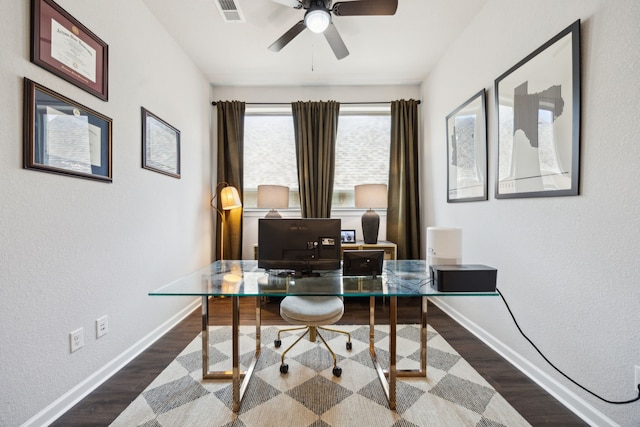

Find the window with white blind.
xmin=243 ymin=105 xmax=390 ymax=209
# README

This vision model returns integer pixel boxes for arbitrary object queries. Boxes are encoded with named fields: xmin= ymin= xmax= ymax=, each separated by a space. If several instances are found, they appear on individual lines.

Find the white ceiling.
xmin=142 ymin=0 xmax=487 ymax=87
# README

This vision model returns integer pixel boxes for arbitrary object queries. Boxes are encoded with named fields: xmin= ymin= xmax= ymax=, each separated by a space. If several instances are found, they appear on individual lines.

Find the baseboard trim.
xmin=429 ymin=297 xmax=618 ymax=427
xmin=22 ymin=299 xmax=201 ymax=427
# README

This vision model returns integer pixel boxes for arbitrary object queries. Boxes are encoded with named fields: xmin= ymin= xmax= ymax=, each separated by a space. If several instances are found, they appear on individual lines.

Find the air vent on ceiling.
xmin=215 ymin=0 xmax=245 ymax=23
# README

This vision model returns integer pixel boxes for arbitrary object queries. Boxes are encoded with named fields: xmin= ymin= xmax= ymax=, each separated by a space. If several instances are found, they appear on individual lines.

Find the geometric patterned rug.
xmin=110 ymin=325 xmax=530 ymax=427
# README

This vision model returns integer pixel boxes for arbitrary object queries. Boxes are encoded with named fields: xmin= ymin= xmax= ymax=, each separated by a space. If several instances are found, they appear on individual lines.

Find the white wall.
xmin=422 ymin=1 xmax=640 ymax=426
xmin=0 ymin=1 xmax=212 ymax=425
xmin=211 ymin=85 xmax=419 ymax=259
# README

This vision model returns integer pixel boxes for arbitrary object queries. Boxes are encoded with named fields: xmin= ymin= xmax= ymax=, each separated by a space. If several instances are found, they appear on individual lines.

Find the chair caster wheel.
xmin=274 ymin=339 xmax=281 ymax=348
xmin=280 ymin=364 xmax=289 ymax=374
xmin=332 ymin=367 xmax=342 ymax=377
xmin=346 ymin=342 xmax=352 ymax=350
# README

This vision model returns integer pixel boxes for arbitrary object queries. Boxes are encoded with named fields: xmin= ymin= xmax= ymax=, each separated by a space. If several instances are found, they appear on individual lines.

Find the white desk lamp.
xmin=257 ymin=185 xmax=289 ymax=218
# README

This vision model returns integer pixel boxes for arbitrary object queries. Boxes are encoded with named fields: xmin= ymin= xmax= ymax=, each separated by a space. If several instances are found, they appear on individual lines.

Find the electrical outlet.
xmin=70 ymin=328 xmax=84 ymax=353
xmin=96 ymin=315 xmax=108 ymax=338
xmin=635 ymin=366 xmax=640 ymax=392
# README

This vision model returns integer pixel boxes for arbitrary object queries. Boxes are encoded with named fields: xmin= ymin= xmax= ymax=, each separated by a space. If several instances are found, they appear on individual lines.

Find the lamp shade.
xmin=219 ymin=186 xmax=242 ymax=210
xmin=257 ymin=185 xmax=289 ymax=209
xmin=305 ymin=8 xmax=330 ymax=33
xmin=354 ymin=184 xmax=388 ymax=209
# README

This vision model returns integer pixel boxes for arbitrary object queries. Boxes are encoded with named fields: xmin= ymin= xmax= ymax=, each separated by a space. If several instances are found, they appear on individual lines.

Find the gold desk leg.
xmin=369 ymin=296 xmax=428 ymax=411
xmin=231 ymin=296 xmax=240 ymax=411
xmin=396 ymin=296 xmax=428 ymax=378
xmin=369 ymin=296 xmax=394 ymax=408
xmin=255 ymin=295 xmax=261 ymax=355
xmin=201 ymin=296 xmax=209 ymax=381
xmin=369 ymin=296 xmax=376 ymax=357
xmin=389 ymin=296 xmax=397 ymax=409
xmin=422 ymin=295 xmax=427 ymax=374
xmin=237 ymin=297 xmax=261 ymax=407
xmin=201 ymin=296 xmax=261 ymax=413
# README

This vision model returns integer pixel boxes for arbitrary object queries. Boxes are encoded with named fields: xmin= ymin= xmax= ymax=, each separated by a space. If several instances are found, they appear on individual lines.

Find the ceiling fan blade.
xmin=324 ymin=22 xmax=349 ymax=60
xmin=270 ymin=0 xmax=303 ymax=9
xmin=332 ymin=0 xmax=398 ymax=16
xmin=268 ymin=20 xmax=307 ymax=52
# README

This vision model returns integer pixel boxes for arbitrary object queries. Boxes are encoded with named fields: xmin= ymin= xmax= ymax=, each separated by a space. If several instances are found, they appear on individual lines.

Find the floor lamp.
xmin=211 ymin=183 xmax=242 ymax=261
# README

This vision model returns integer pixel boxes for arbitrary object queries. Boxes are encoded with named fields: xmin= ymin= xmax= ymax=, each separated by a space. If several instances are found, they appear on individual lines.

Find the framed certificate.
xmin=23 ymin=78 xmax=113 ymax=182
xmin=31 ymin=0 xmax=109 ymax=101
xmin=142 ymin=108 xmax=181 ymax=179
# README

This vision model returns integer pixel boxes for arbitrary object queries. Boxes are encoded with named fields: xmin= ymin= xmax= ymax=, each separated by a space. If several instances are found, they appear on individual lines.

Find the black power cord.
xmin=497 ymin=288 xmax=640 ymax=405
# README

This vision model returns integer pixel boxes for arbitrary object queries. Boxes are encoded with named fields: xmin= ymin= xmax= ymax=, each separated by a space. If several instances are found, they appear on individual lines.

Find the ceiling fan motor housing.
xmin=305 ymin=1 xmax=332 ymax=33
xmin=305 ymin=0 xmax=332 ymax=9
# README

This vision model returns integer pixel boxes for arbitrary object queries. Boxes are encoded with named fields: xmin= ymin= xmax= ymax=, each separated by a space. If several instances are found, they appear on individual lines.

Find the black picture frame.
xmin=445 ymin=89 xmax=488 ymax=202
xmin=341 ymin=229 xmax=356 ymax=243
xmin=141 ymin=107 xmax=181 ymax=179
xmin=23 ymin=78 xmax=112 ymax=182
xmin=31 ymin=0 xmax=109 ymax=101
xmin=495 ymin=20 xmax=581 ymax=199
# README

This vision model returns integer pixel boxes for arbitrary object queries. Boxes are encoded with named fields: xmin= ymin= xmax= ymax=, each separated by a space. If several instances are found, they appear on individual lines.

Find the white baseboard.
xmin=22 ymin=296 xmax=618 ymax=426
xmin=428 ymin=297 xmax=619 ymax=427
xmin=22 ymin=299 xmax=201 ymax=427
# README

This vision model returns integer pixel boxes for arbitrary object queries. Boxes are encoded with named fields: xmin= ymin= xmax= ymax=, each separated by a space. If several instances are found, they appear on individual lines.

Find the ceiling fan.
xmin=268 ymin=0 xmax=398 ymax=60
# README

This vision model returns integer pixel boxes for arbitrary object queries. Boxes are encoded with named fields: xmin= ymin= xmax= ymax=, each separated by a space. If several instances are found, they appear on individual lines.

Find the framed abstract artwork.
xmin=23 ymin=78 xmax=112 ymax=182
xmin=142 ymin=107 xmax=181 ymax=178
xmin=446 ymin=89 xmax=487 ymax=202
xmin=495 ymin=20 xmax=581 ymax=198
xmin=31 ymin=0 xmax=109 ymax=100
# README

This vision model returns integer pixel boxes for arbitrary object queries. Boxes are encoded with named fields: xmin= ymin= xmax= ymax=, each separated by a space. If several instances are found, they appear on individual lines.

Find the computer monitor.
xmin=342 ymin=250 xmax=385 ymax=278
xmin=258 ymin=218 xmax=342 ymax=276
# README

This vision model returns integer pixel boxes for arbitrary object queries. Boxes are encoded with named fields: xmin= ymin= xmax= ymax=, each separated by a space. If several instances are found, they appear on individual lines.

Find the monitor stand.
xmin=267 ymin=269 xmax=321 ymax=278
xmin=291 ymin=269 xmax=321 ymax=278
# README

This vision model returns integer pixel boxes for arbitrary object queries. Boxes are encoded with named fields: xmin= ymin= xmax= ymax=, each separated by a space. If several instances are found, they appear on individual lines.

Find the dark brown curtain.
xmin=291 ymin=101 xmax=340 ymax=218
xmin=216 ymin=101 xmax=245 ymax=260
xmin=387 ymin=99 xmax=421 ymax=259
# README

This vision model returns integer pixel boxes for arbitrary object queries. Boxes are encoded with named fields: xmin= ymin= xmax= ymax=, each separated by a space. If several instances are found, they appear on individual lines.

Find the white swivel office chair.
xmin=275 ymin=295 xmax=352 ymax=377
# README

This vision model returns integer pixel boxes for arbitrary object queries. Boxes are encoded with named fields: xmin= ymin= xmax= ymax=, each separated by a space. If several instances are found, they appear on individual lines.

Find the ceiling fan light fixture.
xmin=305 ymin=9 xmax=330 ymax=33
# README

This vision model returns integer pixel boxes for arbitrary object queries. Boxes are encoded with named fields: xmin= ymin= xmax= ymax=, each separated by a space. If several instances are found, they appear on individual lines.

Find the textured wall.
xmin=0 ymin=1 xmax=211 ymax=425
xmin=422 ymin=1 xmax=640 ymax=425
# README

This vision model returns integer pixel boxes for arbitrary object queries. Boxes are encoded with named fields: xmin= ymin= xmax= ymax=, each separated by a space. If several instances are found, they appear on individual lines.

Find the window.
xmin=243 ymin=105 xmax=390 ymax=209
xmin=243 ymin=110 xmax=298 ymax=208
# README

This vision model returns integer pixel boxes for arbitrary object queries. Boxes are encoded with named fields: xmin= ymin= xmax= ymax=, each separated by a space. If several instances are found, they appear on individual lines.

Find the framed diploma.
xmin=23 ymin=78 xmax=113 ymax=182
xmin=31 ymin=0 xmax=109 ymax=101
xmin=142 ymin=108 xmax=181 ymax=179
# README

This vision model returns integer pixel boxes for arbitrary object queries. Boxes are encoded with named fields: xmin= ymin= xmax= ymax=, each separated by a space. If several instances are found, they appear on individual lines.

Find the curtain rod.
xmin=210 ymin=100 xmax=420 ymax=106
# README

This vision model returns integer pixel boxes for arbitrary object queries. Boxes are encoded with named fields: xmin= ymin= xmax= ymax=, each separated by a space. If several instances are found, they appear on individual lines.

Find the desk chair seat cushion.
xmin=280 ymin=296 xmax=344 ymax=326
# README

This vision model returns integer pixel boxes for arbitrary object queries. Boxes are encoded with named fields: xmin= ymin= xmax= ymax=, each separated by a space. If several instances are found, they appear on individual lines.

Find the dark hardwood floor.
xmin=52 ymin=297 xmax=586 ymax=426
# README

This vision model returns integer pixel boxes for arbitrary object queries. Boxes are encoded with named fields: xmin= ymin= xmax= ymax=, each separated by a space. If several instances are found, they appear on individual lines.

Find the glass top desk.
xmin=149 ymin=260 xmax=496 ymax=412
